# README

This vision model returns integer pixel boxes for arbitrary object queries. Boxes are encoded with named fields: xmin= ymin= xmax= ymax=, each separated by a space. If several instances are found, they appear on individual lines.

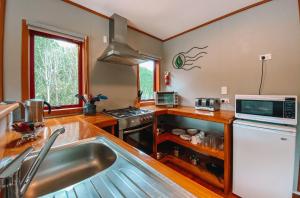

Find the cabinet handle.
xmin=280 ymin=137 xmax=287 ymax=141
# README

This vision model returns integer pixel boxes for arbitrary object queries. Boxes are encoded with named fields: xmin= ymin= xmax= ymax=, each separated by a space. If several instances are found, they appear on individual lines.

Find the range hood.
xmin=98 ymin=14 xmax=150 ymax=66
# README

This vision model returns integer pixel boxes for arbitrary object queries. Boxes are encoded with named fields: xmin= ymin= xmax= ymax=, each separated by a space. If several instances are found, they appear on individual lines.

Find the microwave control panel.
xmin=284 ymin=98 xmax=296 ymax=119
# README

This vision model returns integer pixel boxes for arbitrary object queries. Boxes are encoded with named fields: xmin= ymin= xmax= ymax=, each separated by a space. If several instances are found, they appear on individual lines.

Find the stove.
xmin=105 ymin=107 xmax=154 ymax=138
xmin=105 ymin=107 xmax=154 ymax=154
xmin=105 ymin=107 xmax=153 ymax=119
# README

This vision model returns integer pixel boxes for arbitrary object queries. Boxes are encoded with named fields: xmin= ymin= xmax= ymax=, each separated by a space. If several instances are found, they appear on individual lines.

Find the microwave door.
xmin=236 ymin=100 xmax=284 ymax=118
xmin=235 ymin=95 xmax=297 ymax=125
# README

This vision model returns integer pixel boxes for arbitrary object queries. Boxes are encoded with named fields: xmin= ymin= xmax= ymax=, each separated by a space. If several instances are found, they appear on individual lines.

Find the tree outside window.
xmin=30 ymin=31 xmax=82 ymax=108
xmin=138 ymin=60 xmax=155 ymax=100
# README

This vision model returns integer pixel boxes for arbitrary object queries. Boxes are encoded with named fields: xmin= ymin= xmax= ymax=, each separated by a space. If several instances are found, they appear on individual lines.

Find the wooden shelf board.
xmin=142 ymin=105 xmax=235 ymax=124
xmin=157 ymin=133 xmax=224 ymax=160
xmin=160 ymin=155 xmax=224 ymax=189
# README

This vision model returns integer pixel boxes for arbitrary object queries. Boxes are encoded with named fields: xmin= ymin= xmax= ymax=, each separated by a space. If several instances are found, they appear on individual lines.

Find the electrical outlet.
xmin=259 ymin=53 xmax=272 ymax=60
xmin=221 ymin=98 xmax=230 ymax=104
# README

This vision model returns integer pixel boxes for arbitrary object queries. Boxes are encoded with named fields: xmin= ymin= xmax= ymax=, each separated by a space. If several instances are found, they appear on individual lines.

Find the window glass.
xmin=139 ymin=60 xmax=155 ymax=100
xmin=31 ymin=33 xmax=81 ymax=107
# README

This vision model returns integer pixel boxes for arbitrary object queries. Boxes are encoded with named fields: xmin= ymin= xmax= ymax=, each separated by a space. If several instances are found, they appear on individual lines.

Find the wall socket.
xmin=259 ymin=53 xmax=272 ymax=60
xmin=221 ymin=98 xmax=230 ymax=104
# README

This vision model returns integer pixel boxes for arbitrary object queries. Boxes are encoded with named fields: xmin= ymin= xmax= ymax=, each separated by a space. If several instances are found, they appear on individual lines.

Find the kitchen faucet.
xmin=0 ymin=128 xmax=65 ymax=198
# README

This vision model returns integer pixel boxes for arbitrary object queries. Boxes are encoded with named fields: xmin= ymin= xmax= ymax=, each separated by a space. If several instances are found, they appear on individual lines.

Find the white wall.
xmin=161 ymin=0 xmax=300 ymax=190
xmin=162 ymin=0 xmax=300 ymax=109
xmin=3 ymin=0 xmax=163 ymax=110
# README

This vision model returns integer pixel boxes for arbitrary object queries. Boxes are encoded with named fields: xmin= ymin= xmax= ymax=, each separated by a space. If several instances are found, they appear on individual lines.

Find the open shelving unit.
xmin=150 ymin=106 xmax=234 ymax=196
xmin=160 ymin=155 xmax=224 ymax=189
xmin=157 ymin=132 xmax=224 ymax=160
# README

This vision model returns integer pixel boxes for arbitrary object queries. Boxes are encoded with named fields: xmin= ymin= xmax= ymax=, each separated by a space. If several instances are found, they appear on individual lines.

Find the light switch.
xmin=103 ymin=36 xmax=108 ymax=43
xmin=221 ymin=86 xmax=228 ymax=95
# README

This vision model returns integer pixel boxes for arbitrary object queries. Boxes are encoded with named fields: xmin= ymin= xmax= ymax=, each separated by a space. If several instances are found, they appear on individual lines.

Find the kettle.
xmin=24 ymin=99 xmax=51 ymax=122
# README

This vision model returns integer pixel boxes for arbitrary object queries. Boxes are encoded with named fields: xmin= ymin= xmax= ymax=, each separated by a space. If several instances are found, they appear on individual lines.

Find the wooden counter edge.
xmin=0 ymin=103 xmax=19 ymax=120
xmin=143 ymin=105 xmax=235 ymax=124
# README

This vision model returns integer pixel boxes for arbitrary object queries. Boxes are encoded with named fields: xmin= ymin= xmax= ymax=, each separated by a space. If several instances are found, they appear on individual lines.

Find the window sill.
xmin=139 ymin=100 xmax=155 ymax=107
xmin=44 ymin=107 xmax=83 ymax=118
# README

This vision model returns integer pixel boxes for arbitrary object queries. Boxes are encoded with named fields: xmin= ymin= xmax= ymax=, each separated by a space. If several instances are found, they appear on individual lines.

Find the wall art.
xmin=172 ymin=46 xmax=208 ymax=71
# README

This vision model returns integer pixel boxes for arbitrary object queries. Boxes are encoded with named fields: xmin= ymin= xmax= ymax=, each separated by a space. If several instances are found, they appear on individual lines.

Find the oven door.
xmin=123 ymin=123 xmax=153 ymax=155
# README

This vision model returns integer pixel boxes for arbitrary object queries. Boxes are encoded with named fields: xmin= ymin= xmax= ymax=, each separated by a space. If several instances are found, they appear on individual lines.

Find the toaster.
xmin=195 ymin=98 xmax=220 ymax=111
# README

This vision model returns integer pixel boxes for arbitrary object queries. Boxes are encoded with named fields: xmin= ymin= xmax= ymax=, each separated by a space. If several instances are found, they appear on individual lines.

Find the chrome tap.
xmin=0 ymin=128 xmax=65 ymax=198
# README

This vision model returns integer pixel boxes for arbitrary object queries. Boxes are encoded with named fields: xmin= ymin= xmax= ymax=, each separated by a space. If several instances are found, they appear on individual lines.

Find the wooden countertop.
xmin=0 ymin=114 xmax=221 ymax=198
xmin=78 ymin=113 xmax=117 ymax=128
xmin=0 ymin=103 xmax=19 ymax=120
xmin=143 ymin=105 xmax=235 ymax=124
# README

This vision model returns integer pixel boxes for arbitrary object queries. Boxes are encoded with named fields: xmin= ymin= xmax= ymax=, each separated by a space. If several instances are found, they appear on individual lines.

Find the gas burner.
xmin=104 ymin=107 xmax=154 ymax=132
xmin=105 ymin=107 xmax=153 ymax=119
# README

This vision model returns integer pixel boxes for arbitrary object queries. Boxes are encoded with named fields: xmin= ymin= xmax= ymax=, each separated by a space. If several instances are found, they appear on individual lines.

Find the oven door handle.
xmin=123 ymin=124 xmax=153 ymax=134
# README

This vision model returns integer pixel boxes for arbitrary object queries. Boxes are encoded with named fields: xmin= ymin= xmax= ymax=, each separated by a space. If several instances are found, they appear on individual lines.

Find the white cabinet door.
xmin=233 ymin=121 xmax=296 ymax=198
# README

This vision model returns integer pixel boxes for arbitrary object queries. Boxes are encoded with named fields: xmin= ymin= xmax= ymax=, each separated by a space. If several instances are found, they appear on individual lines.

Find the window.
xmin=29 ymin=30 xmax=83 ymax=108
xmin=138 ymin=60 xmax=159 ymax=101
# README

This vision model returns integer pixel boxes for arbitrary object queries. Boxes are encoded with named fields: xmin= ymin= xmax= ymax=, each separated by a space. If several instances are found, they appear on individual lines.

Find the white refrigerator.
xmin=233 ymin=119 xmax=296 ymax=198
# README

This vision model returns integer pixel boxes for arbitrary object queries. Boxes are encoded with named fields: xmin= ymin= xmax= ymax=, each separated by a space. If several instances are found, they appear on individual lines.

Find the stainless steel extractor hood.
xmin=98 ymin=14 xmax=150 ymax=66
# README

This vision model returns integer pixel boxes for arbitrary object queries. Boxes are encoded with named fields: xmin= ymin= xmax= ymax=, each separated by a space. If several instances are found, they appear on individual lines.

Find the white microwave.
xmin=235 ymin=95 xmax=297 ymax=126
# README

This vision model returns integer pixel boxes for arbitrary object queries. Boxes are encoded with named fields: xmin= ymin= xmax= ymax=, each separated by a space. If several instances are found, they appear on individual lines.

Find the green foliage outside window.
xmin=139 ymin=61 xmax=154 ymax=100
xmin=33 ymin=36 xmax=79 ymax=107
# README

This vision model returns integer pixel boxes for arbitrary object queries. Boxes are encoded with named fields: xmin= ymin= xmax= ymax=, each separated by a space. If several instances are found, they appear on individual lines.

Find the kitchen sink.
xmin=13 ymin=137 xmax=193 ymax=198
xmin=21 ymin=142 xmax=117 ymax=197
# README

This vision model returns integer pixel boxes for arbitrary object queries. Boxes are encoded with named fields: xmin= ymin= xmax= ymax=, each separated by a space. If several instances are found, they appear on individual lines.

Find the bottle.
xmin=173 ymin=146 xmax=179 ymax=157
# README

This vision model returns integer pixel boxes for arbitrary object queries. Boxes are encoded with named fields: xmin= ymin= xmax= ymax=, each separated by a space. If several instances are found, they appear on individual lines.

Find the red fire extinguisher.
xmin=164 ymin=72 xmax=170 ymax=86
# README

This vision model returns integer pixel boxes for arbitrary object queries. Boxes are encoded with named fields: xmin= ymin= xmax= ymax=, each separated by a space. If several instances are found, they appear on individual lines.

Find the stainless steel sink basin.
xmin=10 ymin=137 xmax=194 ymax=198
xmin=21 ymin=142 xmax=117 ymax=197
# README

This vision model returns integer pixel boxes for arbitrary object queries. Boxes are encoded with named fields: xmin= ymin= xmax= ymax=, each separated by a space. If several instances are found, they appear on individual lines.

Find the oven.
xmin=123 ymin=123 xmax=153 ymax=155
xmin=104 ymin=107 xmax=154 ymax=155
